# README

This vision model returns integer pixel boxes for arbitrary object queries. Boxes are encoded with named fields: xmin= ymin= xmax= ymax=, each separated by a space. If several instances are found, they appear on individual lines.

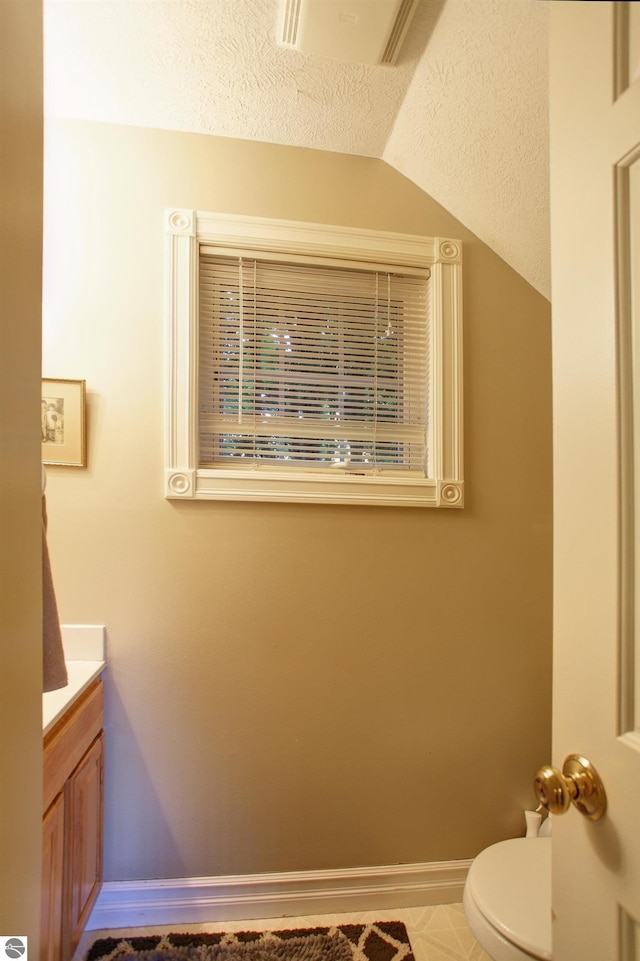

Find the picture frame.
xmin=41 ymin=378 xmax=87 ymax=468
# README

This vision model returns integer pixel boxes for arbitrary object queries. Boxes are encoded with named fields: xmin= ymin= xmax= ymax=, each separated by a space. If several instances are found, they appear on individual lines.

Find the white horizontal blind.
xmin=198 ymin=252 xmax=430 ymax=473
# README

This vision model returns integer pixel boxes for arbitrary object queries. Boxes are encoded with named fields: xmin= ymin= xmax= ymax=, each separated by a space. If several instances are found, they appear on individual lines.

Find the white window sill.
xmin=165 ymin=467 xmax=463 ymax=508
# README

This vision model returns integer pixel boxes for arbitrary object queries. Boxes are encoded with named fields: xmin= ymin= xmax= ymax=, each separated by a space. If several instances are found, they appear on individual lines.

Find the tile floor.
xmin=73 ymin=904 xmax=492 ymax=961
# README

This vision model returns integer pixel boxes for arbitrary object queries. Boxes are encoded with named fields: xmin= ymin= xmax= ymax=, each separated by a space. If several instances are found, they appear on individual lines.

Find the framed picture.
xmin=41 ymin=378 xmax=87 ymax=468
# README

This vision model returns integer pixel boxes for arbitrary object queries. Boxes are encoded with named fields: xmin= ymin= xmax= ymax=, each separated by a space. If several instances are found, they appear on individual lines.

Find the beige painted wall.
xmin=43 ymin=120 xmax=552 ymax=882
xmin=0 ymin=0 xmax=44 ymax=938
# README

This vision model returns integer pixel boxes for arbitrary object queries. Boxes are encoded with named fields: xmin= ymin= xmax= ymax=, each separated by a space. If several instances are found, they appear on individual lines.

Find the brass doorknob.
xmin=534 ymin=753 xmax=606 ymax=820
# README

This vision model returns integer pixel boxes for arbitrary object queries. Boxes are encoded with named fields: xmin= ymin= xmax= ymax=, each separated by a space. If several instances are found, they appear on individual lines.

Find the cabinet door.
xmin=63 ymin=733 xmax=104 ymax=960
xmin=41 ymin=793 xmax=65 ymax=961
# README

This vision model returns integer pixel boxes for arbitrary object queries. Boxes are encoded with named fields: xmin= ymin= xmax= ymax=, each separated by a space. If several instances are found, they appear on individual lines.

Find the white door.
xmin=550 ymin=3 xmax=640 ymax=958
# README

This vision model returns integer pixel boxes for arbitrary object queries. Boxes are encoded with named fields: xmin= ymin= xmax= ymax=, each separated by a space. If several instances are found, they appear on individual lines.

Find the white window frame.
xmin=165 ymin=208 xmax=463 ymax=508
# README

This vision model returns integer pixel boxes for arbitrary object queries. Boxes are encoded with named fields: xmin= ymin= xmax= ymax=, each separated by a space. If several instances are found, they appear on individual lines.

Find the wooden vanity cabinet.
xmin=42 ymin=680 xmax=104 ymax=961
xmin=41 ymin=793 xmax=64 ymax=961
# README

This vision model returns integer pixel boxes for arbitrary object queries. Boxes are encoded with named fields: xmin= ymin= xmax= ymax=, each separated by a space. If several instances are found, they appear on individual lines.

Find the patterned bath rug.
xmin=85 ymin=921 xmax=415 ymax=961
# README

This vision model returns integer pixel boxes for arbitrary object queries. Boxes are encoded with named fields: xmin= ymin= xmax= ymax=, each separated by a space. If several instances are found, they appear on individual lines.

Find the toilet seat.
xmin=463 ymin=838 xmax=552 ymax=961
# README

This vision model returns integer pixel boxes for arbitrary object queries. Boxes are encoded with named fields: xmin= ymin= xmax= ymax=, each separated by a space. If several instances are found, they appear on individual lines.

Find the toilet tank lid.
xmin=466 ymin=838 xmax=552 ymax=960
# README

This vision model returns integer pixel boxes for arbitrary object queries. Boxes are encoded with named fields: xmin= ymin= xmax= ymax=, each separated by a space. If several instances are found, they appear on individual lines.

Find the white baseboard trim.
xmin=87 ymin=860 xmax=471 ymax=930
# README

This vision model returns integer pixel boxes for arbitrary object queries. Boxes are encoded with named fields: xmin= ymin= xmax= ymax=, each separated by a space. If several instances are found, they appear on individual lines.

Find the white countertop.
xmin=43 ymin=660 xmax=107 ymax=734
xmin=42 ymin=625 xmax=107 ymax=735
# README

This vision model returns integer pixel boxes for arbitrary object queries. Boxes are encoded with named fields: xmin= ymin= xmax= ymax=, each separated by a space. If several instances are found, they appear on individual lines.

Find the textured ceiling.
xmin=384 ymin=0 xmax=549 ymax=297
xmin=44 ymin=0 xmax=550 ymax=298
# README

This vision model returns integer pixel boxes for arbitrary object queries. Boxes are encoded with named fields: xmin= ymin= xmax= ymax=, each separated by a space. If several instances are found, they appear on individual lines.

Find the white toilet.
xmin=463 ymin=837 xmax=552 ymax=961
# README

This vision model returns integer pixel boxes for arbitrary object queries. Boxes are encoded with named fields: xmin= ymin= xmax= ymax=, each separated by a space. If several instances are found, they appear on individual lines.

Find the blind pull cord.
xmin=374 ymin=273 xmax=379 ymax=472
xmin=238 ymin=257 xmax=244 ymax=425
xmin=252 ymin=259 xmax=257 ymax=465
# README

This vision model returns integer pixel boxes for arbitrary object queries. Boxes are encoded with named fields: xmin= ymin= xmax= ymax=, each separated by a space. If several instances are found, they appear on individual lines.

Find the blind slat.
xmin=199 ymin=254 xmax=429 ymax=472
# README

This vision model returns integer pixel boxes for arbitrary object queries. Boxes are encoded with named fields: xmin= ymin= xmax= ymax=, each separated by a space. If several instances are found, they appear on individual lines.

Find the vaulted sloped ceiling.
xmin=44 ymin=0 xmax=549 ymax=298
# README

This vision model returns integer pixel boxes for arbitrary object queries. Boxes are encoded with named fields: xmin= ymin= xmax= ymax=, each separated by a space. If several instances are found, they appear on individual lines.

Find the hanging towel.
xmin=42 ymin=493 xmax=68 ymax=693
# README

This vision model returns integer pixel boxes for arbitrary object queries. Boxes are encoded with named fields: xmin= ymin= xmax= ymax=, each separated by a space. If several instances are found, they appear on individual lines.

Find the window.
xmin=165 ymin=209 xmax=463 ymax=507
